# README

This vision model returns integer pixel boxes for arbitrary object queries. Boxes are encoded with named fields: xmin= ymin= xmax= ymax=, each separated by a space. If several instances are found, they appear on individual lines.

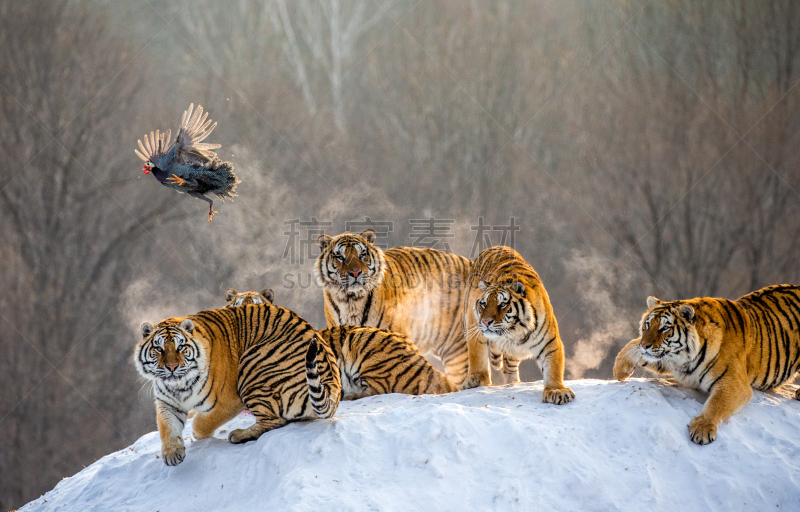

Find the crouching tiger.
xmin=319 ymin=326 xmax=458 ymax=399
xmin=462 ymin=246 xmax=574 ymax=405
xmin=224 ymin=289 xmax=458 ymax=398
xmin=614 ymin=285 xmax=800 ymax=445
xmin=134 ymin=304 xmax=341 ymax=466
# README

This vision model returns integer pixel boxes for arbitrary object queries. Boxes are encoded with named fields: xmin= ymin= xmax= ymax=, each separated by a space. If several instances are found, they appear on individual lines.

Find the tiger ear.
xmin=511 ymin=280 xmax=526 ymax=297
xmin=679 ymin=304 xmax=695 ymax=324
xmin=646 ymin=296 xmax=662 ymax=309
xmin=360 ymin=229 xmax=377 ymax=244
xmin=141 ymin=322 xmax=154 ymax=339
xmin=261 ymin=289 xmax=274 ymax=303
xmin=317 ymin=234 xmax=333 ymax=250
xmin=180 ymin=318 xmax=195 ymax=334
xmin=478 ymin=280 xmax=487 ymax=292
xmin=225 ymin=288 xmax=237 ymax=302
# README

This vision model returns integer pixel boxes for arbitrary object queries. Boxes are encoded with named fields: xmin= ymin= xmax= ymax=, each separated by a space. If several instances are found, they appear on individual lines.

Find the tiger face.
xmin=638 ymin=297 xmax=698 ymax=364
xmin=225 ymin=288 xmax=274 ymax=308
xmin=474 ymin=279 xmax=532 ymax=341
xmin=315 ymin=229 xmax=386 ymax=298
xmin=135 ymin=319 xmax=206 ymax=386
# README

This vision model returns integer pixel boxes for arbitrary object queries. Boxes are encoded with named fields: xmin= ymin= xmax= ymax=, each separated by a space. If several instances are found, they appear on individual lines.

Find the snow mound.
xmin=20 ymin=379 xmax=800 ymax=511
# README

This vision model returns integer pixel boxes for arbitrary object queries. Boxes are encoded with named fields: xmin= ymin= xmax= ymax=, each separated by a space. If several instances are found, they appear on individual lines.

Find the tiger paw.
xmin=542 ymin=387 xmax=575 ymax=405
xmin=161 ymin=437 xmax=186 ymax=466
xmin=613 ymin=358 xmax=635 ymax=381
xmin=688 ymin=415 xmax=718 ymax=445
xmin=461 ymin=373 xmax=490 ymax=390
xmin=228 ymin=425 xmax=261 ymax=444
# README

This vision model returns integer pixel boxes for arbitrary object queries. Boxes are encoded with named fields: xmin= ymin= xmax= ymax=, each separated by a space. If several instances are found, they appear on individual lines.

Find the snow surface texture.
xmin=20 ymin=379 xmax=800 ymax=512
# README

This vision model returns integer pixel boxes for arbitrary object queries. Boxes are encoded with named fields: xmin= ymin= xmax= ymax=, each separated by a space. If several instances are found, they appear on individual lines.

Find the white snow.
xmin=20 ymin=379 xmax=800 ymax=512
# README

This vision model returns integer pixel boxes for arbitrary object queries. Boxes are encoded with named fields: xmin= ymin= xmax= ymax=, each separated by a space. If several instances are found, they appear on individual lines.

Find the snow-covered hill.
xmin=20 ymin=379 xmax=800 ymax=511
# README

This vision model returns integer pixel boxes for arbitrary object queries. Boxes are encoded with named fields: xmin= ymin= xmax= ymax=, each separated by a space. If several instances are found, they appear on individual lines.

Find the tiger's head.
xmin=134 ymin=318 xmax=207 ymax=387
xmin=314 ymin=229 xmax=386 ymax=299
xmin=474 ymin=278 xmax=533 ymax=341
xmin=224 ymin=288 xmax=274 ymax=308
xmin=638 ymin=296 xmax=699 ymax=364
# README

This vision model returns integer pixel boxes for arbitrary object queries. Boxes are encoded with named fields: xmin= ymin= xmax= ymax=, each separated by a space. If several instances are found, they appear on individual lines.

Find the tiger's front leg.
xmin=538 ymin=337 xmax=574 ymax=405
xmin=502 ymin=356 xmax=521 ymax=385
xmin=192 ymin=402 xmax=244 ymax=440
xmin=156 ymin=400 xmax=188 ymax=466
xmin=689 ymin=367 xmax=752 ymax=445
xmin=461 ymin=331 xmax=491 ymax=390
xmin=613 ymin=338 xmax=642 ymax=381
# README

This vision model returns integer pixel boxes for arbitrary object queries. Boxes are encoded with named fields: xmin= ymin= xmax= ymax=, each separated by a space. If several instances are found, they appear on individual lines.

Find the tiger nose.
xmin=348 ymin=268 xmax=362 ymax=278
xmin=482 ymin=318 xmax=493 ymax=327
xmin=166 ymin=364 xmax=179 ymax=372
xmin=639 ymin=340 xmax=652 ymax=350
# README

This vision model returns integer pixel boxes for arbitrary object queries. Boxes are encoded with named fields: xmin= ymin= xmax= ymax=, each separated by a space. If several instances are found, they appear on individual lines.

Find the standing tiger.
xmin=614 ymin=285 xmax=800 ymax=445
xmin=314 ymin=229 xmax=472 ymax=385
xmin=462 ymin=246 xmax=574 ymax=405
xmin=223 ymin=289 xmax=458 ymax=398
xmin=134 ymin=304 xmax=341 ymax=466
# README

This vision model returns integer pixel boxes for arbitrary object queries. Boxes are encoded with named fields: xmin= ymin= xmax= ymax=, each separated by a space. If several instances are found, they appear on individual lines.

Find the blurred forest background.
xmin=2 ymin=0 xmax=799 ymax=508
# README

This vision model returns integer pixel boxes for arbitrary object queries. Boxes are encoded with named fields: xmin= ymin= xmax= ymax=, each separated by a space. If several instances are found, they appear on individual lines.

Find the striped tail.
xmin=305 ymin=337 xmax=339 ymax=419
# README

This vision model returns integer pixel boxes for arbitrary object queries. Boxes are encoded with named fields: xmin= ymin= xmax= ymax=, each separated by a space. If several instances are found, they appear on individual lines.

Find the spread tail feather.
xmin=305 ymin=337 xmax=340 ymax=419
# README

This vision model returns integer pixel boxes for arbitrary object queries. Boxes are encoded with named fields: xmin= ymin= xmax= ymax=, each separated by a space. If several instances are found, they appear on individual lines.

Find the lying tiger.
xmin=224 ymin=287 xmax=274 ymax=307
xmin=134 ymin=304 xmax=341 ymax=465
xmin=614 ymin=285 xmax=800 ymax=445
xmin=462 ymin=246 xmax=574 ymax=405
xmin=225 ymin=289 xmax=458 ymax=398
xmin=315 ymin=229 xmax=472 ymax=385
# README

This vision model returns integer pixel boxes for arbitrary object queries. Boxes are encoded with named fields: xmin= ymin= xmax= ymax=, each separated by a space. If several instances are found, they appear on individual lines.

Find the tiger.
xmin=222 ymin=289 xmax=458 ymax=398
xmin=461 ymin=246 xmax=575 ymax=405
xmin=134 ymin=304 xmax=341 ymax=466
xmin=613 ymin=284 xmax=800 ymax=445
xmin=315 ymin=229 xmax=472 ymax=385
xmin=317 ymin=325 xmax=459 ymax=399
xmin=224 ymin=287 xmax=274 ymax=307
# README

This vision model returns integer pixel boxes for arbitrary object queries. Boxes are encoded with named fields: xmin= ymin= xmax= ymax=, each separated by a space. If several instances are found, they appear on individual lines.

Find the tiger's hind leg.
xmin=230 ymin=385 xmax=286 ymax=444
xmin=502 ymin=356 xmax=521 ymax=385
xmin=228 ymin=416 xmax=287 ymax=444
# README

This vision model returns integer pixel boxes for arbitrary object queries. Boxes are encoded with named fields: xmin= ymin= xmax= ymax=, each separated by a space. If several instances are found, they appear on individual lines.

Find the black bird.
xmin=135 ymin=104 xmax=239 ymax=222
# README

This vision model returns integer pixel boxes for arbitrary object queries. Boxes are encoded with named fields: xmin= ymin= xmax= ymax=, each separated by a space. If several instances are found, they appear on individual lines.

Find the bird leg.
xmin=189 ymin=192 xmax=218 ymax=222
xmin=167 ymin=175 xmax=198 ymax=187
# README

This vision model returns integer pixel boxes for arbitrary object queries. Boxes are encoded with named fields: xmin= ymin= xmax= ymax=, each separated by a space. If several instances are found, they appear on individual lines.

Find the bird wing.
xmin=174 ymin=103 xmax=222 ymax=166
xmin=135 ymin=129 xmax=173 ymax=163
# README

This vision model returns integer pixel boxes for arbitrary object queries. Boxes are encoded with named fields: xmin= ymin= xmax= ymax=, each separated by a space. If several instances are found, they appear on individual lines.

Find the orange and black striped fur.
xmin=224 ymin=287 xmax=274 ymax=307
xmin=462 ymin=246 xmax=574 ymax=405
xmin=319 ymin=326 xmax=459 ymax=399
xmin=134 ymin=304 xmax=341 ymax=466
xmin=223 ymin=290 xmax=458 ymax=398
xmin=614 ymin=285 xmax=800 ymax=445
xmin=315 ymin=229 xmax=472 ymax=385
